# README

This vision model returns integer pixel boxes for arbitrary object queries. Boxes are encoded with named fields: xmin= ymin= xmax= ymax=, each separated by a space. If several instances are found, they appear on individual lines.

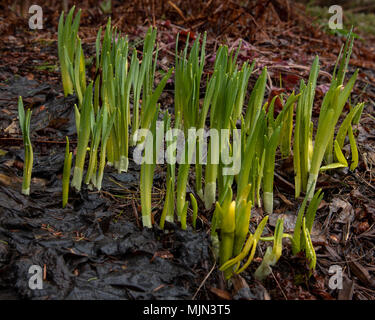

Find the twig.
xmin=131 ymin=197 xmax=141 ymax=229
xmin=0 ymin=137 xmax=77 ymax=145
xmin=167 ymin=1 xmax=186 ymax=21
xmin=267 ymin=64 xmax=332 ymax=80
xmin=271 ymin=270 xmax=288 ymax=300
xmin=192 ymin=261 xmax=216 ymax=300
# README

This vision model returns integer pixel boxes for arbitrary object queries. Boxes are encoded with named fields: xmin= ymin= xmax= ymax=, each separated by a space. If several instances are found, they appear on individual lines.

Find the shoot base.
xmin=118 ymin=156 xmax=129 ymax=173
xmin=142 ymin=214 xmax=152 ymax=228
xmin=96 ymin=173 xmax=103 ymax=191
xmin=263 ymin=192 xmax=274 ymax=214
xmin=306 ymin=174 xmax=318 ymax=201
xmin=165 ymin=215 xmax=174 ymax=223
xmin=196 ymin=188 xmax=204 ymax=201
xmin=71 ymin=167 xmax=83 ymax=192
xmin=204 ymin=182 xmax=216 ymax=210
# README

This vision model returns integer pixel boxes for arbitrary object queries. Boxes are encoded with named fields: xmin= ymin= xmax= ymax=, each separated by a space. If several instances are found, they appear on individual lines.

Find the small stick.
xmin=192 ymin=262 xmax=216 ymax=300
xmin=131 ymin=197 xmax=140 ymax=229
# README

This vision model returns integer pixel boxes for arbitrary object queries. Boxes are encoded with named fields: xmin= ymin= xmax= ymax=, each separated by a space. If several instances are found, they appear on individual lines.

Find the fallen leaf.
xmin=209 ymin=287 xmax=231 ymax=300
xmin=348 ymin=260 xmax=375 ymax=288
xmin=338 ymin=276 xmax=354 ymax=300
xmin=329 ymin=198 xmax=354 ymax=224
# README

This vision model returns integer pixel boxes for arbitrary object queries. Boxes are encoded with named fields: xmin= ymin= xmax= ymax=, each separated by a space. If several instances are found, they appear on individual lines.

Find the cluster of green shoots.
xmin=217 ymin=186 xmax=323 ymax=280
xmin=16 ymin=7 xmax=364 ymax=281
xmin=57 ymin=8 xmax=172 ymax=219
xmin=294 ymin=31 xmax=364 ymax=200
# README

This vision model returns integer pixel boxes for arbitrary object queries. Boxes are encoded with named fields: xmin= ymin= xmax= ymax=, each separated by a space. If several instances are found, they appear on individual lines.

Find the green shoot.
xmin=219 ymin=201 xmax=236 ymax=279
xmin=190 ymin=193 xmax=198 ymax=229
xmin=306 ymin=70 xmax=358 ymax=200
xmin=220 ymin=215 xmax=269 ymax=276
xmin=71 ymin=82 xmax=93 ymax=191
xmin=57 ymin=6 xmax=81 ymax=97
xmin=212 ymin=184 xmax=253 ymax=279
xmin=18 ymin=97 xmax=33 ymax=196
xmin=263 ymin=125 xmax=281 ymax=214
xmin=159 ymin=111 xmax=175 ymax=229
xmin=237 ymin=109 xmax=266 ymax=206
xmin=175 ymin=32 xmax=207 ymax=216
xmin=292 ymin=32 xmax=359 ymax=200
xmin=62 ymin=137 xmax=72 ymax=208
xmin=85 ymin=107 xmax=104 ymax=186
xmin=180 ymin=201 xmax=189 ymax=230
xmin=292 ymin=188 xmax=323 ymax=272
xmin=96 ymin=103 xmax=115 ymax=191
xmin=348 ymin=125 xmax=359 ymax=171
xmin=254 ymin=217 xmax=284 ymax=281
xmin=131 ymin=27 xmax=158 ymax=144
xmin=293 ymin=56 xmax=319 ymax=198
xmin=203 ymin=45 xmax=253 ymax=209
xmin=139 ymin=106 xmax=162 ymax=228
xmin=244 ymin=68 xmax=267 ymax=134
xmin=160 ymin=177 xmax=174 ymax=230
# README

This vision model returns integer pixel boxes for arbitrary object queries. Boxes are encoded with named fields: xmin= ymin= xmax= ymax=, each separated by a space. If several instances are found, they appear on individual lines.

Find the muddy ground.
xmin=0 ymin=0 xmax=374 ymax=300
